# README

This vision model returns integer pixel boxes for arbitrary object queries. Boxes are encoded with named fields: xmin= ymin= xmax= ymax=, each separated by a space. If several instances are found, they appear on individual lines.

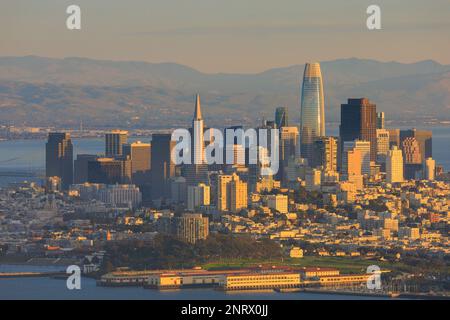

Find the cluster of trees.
xmin=102 ymin=234 xmax=283 ymax=271
xmin=294 ymin=187 xmax=323 ymax=206
xmin=365 ymin=199 xmax=389 ymax=212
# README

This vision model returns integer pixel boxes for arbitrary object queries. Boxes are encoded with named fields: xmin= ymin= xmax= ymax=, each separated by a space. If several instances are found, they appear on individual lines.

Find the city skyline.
xmin=2 ymin=57 xmax=450 ymax=300
xmin=26 ymin=74 xmax=449 ymax=298
xmin=1 ymin=1 xmax=449 ymax=301
xmin=34 ymin=55 xmax=446 ymax=180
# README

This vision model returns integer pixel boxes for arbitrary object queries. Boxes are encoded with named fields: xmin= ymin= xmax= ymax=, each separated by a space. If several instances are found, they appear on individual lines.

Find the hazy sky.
xmin=1 ymin=0 xmax=450 ymax=73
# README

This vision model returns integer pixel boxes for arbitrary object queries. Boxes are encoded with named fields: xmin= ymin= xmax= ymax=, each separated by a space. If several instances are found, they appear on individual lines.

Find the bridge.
xmin=0 ymin=271 xmax=66 ymax=278
xmin=0 ymin=171 xmax=44 ymax=178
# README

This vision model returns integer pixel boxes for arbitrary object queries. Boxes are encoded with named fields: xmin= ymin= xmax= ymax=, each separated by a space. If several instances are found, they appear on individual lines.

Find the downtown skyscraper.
xmin=400 ymin=129 xmax=432 ymax=162
xmin=105 ymin=130 xmax=128 ymax=157
xmin=275 ymin=107 xmax=288 ymax=129
xmin=151 ymin=133 xmax=176 ymax=200
xmin=312 ymin=136 xmax=338 ymax=172
xmin=340 ymin=98 xmax=377 ymax=163
xmin=123 ymin=141 xmax=151 ymax=185
xmin=386 ymin=146 xmax=404 ymax=183
xmin=300 ymin=63 xmax=325 ymax=165
xmin=45 ymin=132 xmax=73 ymax=190
xmin=183 ymin=94 xmax=209 ymax=186
xmin=192 ymin=94 xmax=204 ymax=166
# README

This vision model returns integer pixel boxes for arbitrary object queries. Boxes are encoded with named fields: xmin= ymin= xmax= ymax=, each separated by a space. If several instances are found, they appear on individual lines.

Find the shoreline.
xmin=0 ymin=259 xmax=78 ymax=267
xmin=281 ymin=288 xmax=450 ymax=300
xmin=1 ymin=269 xmax=448 ymax=300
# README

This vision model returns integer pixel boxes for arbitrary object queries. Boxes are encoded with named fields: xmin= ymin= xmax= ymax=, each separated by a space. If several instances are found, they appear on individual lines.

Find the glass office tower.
xmin=300 ymin=62 xmax=325 ymax=164
xmin=275 ymin=107 xmax=288 ymax=128
xmin=45 ymin=132 xmax=73 ymax=190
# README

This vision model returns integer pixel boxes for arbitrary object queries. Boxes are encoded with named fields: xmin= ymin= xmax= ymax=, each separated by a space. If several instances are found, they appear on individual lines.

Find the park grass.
xmin=202 ymin=256 xmax=413 ymax=274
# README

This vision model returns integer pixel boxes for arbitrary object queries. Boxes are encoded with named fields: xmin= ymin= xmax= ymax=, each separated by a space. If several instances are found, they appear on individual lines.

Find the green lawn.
xmin=202 ymin=256 xmax=412 ymax=274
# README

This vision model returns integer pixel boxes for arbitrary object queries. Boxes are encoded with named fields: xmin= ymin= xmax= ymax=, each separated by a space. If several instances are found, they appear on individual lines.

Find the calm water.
xmin=0 ymin=126 xmax=449 ymax=188
xmin=0 ymin=137 xmax=151 ymax=170
xmin=0 ymin=265 xmax=387 ymax=300
xmin=1 ymin=126 xmax=449 ymax=181
xmin=0 ymin=137 xmax=150 ymax=187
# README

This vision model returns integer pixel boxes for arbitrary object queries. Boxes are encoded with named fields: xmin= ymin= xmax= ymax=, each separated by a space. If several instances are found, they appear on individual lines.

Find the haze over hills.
xmin=0 ymin=56 xmax=449 ymax=129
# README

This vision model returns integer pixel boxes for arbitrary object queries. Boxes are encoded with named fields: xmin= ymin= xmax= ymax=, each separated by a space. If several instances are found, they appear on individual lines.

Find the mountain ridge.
xmin=0 ymin=56 xmax=449 ymax=128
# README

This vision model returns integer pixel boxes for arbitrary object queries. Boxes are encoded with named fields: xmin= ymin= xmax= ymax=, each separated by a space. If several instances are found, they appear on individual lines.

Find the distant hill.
xmin=0 ymin=56 xmax=449 ymax=128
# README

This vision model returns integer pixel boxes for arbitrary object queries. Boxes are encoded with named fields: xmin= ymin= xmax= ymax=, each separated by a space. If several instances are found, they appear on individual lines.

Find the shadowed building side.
xmin=151 ymin=133 xmax=177 ymax=200
xmin=339 ymin=98 xmax=377 ymax=168
xmin=105 ymin=130 xmax=128 ymax=158
xmin=45 ymin=132 xmax=73 ymax=190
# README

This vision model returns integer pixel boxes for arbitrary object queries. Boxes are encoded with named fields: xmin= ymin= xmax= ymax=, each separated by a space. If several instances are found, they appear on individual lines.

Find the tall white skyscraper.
xmin=193 ymin=94 xmax=204 ymax=165
xmin=184 ymin=94 xmax=209 ymax=186
xmin=343 ymin=140 xmax=371 ymax=175
xmin=423 ymin=157 xmax=435 ymax=181
xmin=300 ymin=62 xmax=325 ymax=164
xmin=386 ymin=146 xmax=404 ymax=183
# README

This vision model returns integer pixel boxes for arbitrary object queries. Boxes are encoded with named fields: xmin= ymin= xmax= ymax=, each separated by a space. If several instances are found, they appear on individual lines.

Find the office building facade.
xmin=300 ymin=62 xmax=325 ymax=164
xmin=151 ymin=133 xmax=176 ymax=199
xmin=123 ymin=141 xmax=151 ymax=185
xmin=340 ymin=98 xmax=377 ymax=163
xmin=386 ymin=146 xmax=404 ymax=183
xmin=45 ymin=132 xmax=73 ymax=190
xmin=105 ymin=130 xmax=128 ymax=157
xmin=312 ymin=136 xmax=338 ymax=172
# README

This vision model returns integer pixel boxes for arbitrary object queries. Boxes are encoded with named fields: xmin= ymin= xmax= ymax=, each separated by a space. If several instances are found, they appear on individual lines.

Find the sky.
xmin=1 ymin=0 xmax=450 ymax=73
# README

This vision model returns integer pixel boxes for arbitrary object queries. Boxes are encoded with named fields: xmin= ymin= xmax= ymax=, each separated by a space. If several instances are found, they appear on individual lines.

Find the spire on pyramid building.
xmin=193 ymin=94 xmax=202 ymax=121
